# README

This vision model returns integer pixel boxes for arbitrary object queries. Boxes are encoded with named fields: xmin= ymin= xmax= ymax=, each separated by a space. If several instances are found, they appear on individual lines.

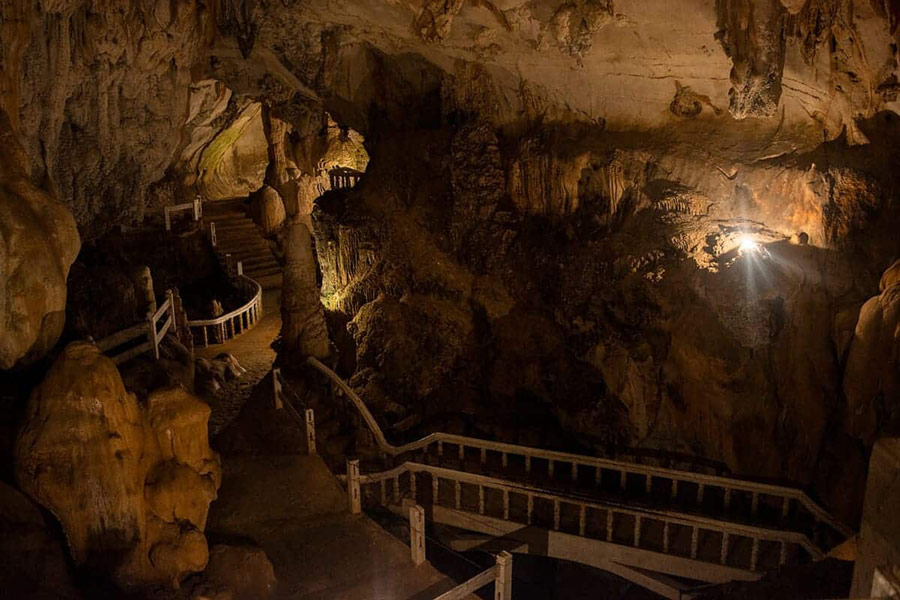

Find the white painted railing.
xmin=164 ymin=197 xmax=202 ymax=231
xmin=329 ymin=167 xmax=363 ymax=190
xmin=349 ymin=461 xmax=823 ymax=574
xmin=433 ymin=551 xmax=512 ymax=600
xmin=188 ymin=265 xmax=263 ymax=348
xmin=306 ymin=357 xmax=853 ymax=546
xmin=97 ymin=290 xmax=177 ymax=364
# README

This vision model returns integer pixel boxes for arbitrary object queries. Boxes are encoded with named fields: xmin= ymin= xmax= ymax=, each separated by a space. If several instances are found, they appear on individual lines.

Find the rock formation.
xmin=15 ymin=342 xmax=221 ymax=589
xmin=197 ymin=544 xmax=277 ymax=600
xmin=843 ymin=260 xmax=900 ymax=444
xmin=2 ymin=0 xmax=900 ymax=542
xmin=282 ymin=223 xmax=330 ymax=360
xmin=250 ymin=185 xmax=287 ymax=235
xmin=0 ymin=109 xmax=80 ymax=369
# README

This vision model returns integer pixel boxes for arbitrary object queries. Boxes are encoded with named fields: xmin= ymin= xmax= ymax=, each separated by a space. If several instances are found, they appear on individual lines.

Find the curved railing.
xmin=188 ymin=273 xmax=263 ymax=347
xmin=305 ymin=357 xmax=854 ymax=546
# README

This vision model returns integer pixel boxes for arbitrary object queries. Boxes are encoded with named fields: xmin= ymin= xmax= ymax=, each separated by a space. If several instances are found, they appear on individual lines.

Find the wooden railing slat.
xmin=307 ymin=356 xmax=853 ymax=541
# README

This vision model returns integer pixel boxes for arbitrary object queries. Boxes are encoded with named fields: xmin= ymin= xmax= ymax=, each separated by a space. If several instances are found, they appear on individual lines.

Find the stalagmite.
xmin=282 ymin=222 xmax=330 ymax=360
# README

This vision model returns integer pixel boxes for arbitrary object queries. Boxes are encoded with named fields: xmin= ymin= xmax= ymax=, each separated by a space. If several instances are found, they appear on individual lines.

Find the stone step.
xmin=215 ymin=235 xmax=269 ymax=245
xmin=216 ymin=240 xmax=270 ymax=251
xmin=234 ymin=257 xmax=279 ymax=270
xmin=217 ymin=247 xmax=272 ymax=259
xmin=245 ymin=268 xmax=280 ymax=279
xmin=214 ymin=223 xmax=259 ymax=233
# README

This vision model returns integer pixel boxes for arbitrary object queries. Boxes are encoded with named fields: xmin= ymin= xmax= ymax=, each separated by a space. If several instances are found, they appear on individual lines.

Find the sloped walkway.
xmin=208 ymin=375 xmax=476 ymax=600
xmin=197 ymin=287 xmax=282 ymax=434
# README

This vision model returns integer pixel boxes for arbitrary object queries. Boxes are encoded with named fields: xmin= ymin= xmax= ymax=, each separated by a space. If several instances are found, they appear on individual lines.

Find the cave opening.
xmin=1 ymin=1 xmax=900 ymax=599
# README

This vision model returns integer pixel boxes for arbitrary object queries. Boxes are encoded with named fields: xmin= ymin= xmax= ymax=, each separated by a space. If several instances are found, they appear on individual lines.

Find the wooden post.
xmin=409 ymin=504 xmax=426 ymax=566
xmin=273 ymin=367 xmax=283 ymax=410
xmin=494 ymin=551 xmax=512 ymax=600
xmin=166 ymin=290 xmax=177 ymax=335
xmin=164 ymin=207 xmax=172 ymax=231
xmin=210 ymin=222 xmax=217 ymax=247
xmin=148 ymin=319 xmax=160 ymax=360
xmin=305 ymin=409 xmax=316 ymax=455
xmin=347 ymin=459 xmax=361 ymax=514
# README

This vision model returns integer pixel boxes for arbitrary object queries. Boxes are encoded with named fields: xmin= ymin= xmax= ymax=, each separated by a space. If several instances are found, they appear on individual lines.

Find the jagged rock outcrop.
xmin=0 ymin=0 xmax=211 ymax=239
xmin=843 ymin=260 xmax=900 ymax=444
xmin=15 ymin=342 xmax=221 ymax=589
xmin=0 ymin=109 xmax=80 ymax=369
xmin=282 ymin=223 xmax=330 ymax=360
xmin=716 ymin=0 xmax=787 ymax=118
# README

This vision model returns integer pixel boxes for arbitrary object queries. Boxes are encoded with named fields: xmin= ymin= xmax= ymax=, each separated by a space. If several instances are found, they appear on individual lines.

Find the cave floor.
xmin=208 ymin=362 xmax=477 ymax=599
xmin=198 ymin=286 xmax=282 ymax=434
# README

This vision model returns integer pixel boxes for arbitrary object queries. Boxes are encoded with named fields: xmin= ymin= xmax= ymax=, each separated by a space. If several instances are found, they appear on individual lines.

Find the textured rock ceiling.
xmin=2 ymin=0 xmax=898 ymax=242
xmin=251 ymin=0 xmax=900 ymax=145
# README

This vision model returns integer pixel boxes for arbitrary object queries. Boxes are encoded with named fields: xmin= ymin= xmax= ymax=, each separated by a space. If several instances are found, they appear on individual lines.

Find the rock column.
xmin=281 ymin=222 xmax=330 ymax=360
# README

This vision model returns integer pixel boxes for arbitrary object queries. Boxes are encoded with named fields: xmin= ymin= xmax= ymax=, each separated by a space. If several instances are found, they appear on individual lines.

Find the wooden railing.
xmin=329 ymin=167 xmax=363 ymax=190
xmin=306 ymin=357 xmax=854 ymax=547
xmin=187 ymin=264 xmax=263 ymax=348
xmin=348 ymin=462 xmax=823 ymax=575
xmin=96 ymin=291 xmax=177 ymax=364
xmin=433 ymin=551 xmax=512 ymax=600
xmin=164 ymin=197 xmax=202 ymax=231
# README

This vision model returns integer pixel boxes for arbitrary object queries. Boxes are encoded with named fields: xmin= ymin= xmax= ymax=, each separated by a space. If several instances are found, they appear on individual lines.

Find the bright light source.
xmin=738 ymin=236 xmax=759 ymax=255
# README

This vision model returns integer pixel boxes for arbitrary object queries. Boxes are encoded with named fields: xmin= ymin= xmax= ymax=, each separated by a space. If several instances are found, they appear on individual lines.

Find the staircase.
xmin=203 ymin=199 xmax=282 ymax=288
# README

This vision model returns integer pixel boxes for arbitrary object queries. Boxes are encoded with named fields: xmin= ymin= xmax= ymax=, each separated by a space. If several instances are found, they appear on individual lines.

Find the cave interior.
xmin=1 ymin=0 xmax=900 ymax=599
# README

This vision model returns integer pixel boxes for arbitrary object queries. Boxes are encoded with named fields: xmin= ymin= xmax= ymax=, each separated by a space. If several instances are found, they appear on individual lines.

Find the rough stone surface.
xmin=0 ymin=109 xmax=80 ymax=369
xmin=843 ymin=260 xmax=900 ymax=444
xmin=250 ymin=185 xmax=287 ymax=235
xmin=282 ymin=222 xmax=330 ymax=360
xmin=14 ymin=342 xmax=221 ymax=589
xmin=200 ymin=544 xmax=277 ymax=600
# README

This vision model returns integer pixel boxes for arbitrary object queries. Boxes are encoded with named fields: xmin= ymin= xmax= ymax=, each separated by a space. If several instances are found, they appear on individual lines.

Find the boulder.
xmin=15 ymin=342 xmax=221 ymax=589
xmin=199 ymin=545 xmax=277 ymax=600
xmin=0 ymin=109 xmax=80 ymax=369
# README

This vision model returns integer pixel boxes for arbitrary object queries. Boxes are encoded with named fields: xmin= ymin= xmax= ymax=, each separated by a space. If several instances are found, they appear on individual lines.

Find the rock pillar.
xmin=281 ymin=222 xmax=330 ymax=360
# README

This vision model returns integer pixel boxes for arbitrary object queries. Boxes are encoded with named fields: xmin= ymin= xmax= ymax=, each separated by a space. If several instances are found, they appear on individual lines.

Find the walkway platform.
xmin=208 ymin=373 xmax=476 ymax=600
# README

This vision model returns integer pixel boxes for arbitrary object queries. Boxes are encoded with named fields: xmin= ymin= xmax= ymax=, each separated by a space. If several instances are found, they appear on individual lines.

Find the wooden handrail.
xmin=187 ymin=275 xmax=262 ymax=326
xmin=164 ymin=198 xmax=201 ymax=231
xmin=187 ymin=273 xmax=263 ymax=348
xmin=306 ymin=357 xmax=854 ymax=541
xmin=354 ymin=462 xmax=824 ymax=570
xmin=433 ymin=551 xmax=511 ymax=600
xmin=96 ymin=292 xmax=175 ymax=364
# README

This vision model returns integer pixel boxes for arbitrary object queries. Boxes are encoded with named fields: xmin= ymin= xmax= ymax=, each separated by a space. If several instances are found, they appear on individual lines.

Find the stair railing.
xmin=306 ymin=356 xmax=854 ymax=547
xmin=187 ymin=261 xmax=263 ymax=347
xmin=97 ymin=290 xmax=177 ymax=364
xmin=346 ymin=461 xmax=823 ymax=574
